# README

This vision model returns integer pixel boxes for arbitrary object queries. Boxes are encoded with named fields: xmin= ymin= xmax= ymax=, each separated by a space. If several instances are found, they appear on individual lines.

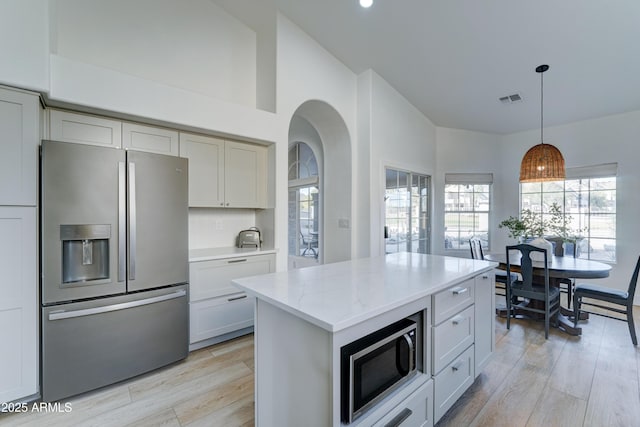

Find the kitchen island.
xmin=233 ymin=253 xmax=497 ymax=427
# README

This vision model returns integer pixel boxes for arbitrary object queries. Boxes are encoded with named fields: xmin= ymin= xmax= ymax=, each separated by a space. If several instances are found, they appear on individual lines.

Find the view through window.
xmin=444 ymin=184 xmax=491 ymax=250
xmin=521 ymin=174 xmax=617 ymax=262
xmin=384 ymin=168 xmax=430 ymax=254
xmin=444 ymin=173 xmax=493 ymax=251
xmin=288 ymin=142 xmax=320 ymax=260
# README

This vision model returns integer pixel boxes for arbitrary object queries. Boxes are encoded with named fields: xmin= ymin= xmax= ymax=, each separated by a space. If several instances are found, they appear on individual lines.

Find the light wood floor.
xmin=2 ymin=302 xmax=639 ymax=427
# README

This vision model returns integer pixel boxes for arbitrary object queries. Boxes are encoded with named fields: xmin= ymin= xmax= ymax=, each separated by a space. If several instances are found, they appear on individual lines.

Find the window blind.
xmin=445 ymin=173 xmax=493 ymax=184
xmin=565 ymin=163 xmax=617 ymax=180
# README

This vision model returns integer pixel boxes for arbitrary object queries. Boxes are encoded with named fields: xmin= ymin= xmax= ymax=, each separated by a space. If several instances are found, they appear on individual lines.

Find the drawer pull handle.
xmin=452 ymin=287 xmax=468 ymax=295
xmin=452 ymin=360 xmax=463 ymax=372
xmin=451 ymin=315 xmax=465 ymax=325
xmin=228 ymin=295 xmax=248 ymax=302
xmin=227 ymin=259 xmax=248 ymax=264
xmin=384 ymin=408 xmax=413 ymax=427
xmin=482 ymin=275 xmax=489 ymax=279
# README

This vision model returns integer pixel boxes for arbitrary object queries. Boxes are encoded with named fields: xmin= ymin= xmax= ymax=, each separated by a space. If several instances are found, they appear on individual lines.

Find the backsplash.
xmin=188 ymin=208 xmax=257 ymax=249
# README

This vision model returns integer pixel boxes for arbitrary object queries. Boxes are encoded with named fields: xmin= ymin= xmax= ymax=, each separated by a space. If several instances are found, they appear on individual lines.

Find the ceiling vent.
xmin=499 ymin=93 xmax=523 ymax=104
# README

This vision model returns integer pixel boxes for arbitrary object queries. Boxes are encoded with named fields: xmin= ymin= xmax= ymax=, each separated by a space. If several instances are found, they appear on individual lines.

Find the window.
xmin=444 ymin=173 xmax=492 ymax=250
xmin=520 ymin=164 xmax=617 ymax=262
xmin=288 ymin=142 xmax=320 ymax=260
xmin=384 ymin=169 xmax=430 ymax=254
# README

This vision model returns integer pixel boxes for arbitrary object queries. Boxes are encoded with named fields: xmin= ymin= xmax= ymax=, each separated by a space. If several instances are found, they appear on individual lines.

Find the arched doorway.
xmin=287 ymin=101 xmax=351 ymax=269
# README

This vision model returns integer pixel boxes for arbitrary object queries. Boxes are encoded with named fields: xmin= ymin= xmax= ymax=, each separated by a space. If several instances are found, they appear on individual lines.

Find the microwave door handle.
xmin=118 ymin=162 xmax=126 ymax=282
xmin=128 ymin=161 xmax=136 ymax=281
xmin=397 ymin=334 xmax=415 ymax=375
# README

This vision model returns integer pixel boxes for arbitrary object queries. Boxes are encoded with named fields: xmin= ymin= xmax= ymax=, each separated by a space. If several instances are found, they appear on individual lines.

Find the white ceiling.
xmin=216 ymin=0 xmax=640 ymax=135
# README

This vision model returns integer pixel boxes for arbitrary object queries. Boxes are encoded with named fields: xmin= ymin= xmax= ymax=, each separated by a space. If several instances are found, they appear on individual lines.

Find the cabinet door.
xmin=123 ymin=122 xmax=179 ymax=156
xmin=0 ymin=87 xmax=39 ymax=206
xmin=0 ymin=207 xmax=37 ymax=402
xmin=49 ymin=109 xmax=122 ymax=148
xmin=224 ymin=141 xmax=267 ymax=208
xmin=179 ymin=133 xmax=225 ymax=207
xmin=474 ymin=271 xmax=495 ymax=375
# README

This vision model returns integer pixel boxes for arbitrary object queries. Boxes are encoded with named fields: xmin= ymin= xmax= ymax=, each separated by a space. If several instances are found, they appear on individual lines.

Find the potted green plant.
xmin=499 ymin=203 xmax=587 ymax=257
xmin=498 ymin=208 xmax=545 ymax=241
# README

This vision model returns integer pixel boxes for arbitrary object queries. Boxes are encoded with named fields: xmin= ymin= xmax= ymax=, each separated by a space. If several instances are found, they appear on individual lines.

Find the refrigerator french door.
xmin=40 ymin=140 xmax=189 ymax=402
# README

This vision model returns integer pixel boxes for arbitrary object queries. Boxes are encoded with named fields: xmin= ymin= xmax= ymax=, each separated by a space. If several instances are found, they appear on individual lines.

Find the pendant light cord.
xmin=540 ymin=69 xmax=544 ymax=144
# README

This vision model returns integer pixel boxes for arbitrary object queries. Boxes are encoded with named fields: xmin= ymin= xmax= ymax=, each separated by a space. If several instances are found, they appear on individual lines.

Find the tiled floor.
xmin=2 ymin=302 xmax=639 ymax=427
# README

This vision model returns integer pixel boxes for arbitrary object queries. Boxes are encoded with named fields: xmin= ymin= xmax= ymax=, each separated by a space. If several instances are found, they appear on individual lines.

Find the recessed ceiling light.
xmin=360 ymin=0 xmax=373 ymax=8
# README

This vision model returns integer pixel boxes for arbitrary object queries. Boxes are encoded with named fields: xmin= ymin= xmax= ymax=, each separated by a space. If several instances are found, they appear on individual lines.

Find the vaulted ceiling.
xmin=215 ymin=0 xmax=640 ymax=135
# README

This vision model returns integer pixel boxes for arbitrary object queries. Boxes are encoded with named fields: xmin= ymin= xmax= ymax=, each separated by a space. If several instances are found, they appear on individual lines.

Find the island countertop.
xmin=232 ymin=252 xmax=496 ymax=333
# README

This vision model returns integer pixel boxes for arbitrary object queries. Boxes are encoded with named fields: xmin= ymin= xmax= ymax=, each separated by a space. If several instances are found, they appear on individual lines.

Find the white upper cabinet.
xmin=224 ymin=140 xmax=267 ymax=208
xmin=180 ymin=134 xmax=268 ymax=208
xmin=179 ymin=133 xmax=225 ymax=207
xmin=50 ymin=110 xmax=179 ymax=156
xmin=49 ymin=109 xmax=122 ymax=149
xmin=123 ymin=122 xmax=179 ymax=156
xmin=0 ymin=86 xmax=39 ymax=206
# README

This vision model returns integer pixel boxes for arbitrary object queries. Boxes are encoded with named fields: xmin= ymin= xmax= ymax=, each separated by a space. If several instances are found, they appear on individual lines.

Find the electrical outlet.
xmin=215 ymin=220 xmax=223 ymax=230
xmin=338 ymin=218 xmax=350 ymax=229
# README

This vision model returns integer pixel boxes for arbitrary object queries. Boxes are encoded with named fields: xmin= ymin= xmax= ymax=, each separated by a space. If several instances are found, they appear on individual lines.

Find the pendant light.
xmin=519 ymin=64 xmax=565 ymax=182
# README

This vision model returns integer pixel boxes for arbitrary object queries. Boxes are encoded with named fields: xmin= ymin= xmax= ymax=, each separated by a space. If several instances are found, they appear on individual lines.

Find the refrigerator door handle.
xmin=118 ymin=162 xmax=126 ymax=282
xmin=48 ymin=289 xmax=187 ymax=321
xmin=128 ymin=162 xmax=137 ymax=281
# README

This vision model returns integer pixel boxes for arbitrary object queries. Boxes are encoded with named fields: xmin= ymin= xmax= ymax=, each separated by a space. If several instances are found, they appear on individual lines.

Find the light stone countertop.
xmin=189 ymin=246 xmax=277 ymax=262
xmin=232 ymin=252 xmax=496 ymax=332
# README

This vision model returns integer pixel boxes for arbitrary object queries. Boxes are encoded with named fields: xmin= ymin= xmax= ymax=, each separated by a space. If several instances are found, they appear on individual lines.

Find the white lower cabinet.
xmin=189 ymin=253 xmax=275 ymax=349
xmin=190 ymin=292 xmax=255 ymax=343
xmin=434 ymin=345 xmax=475 ymax=422
xmin=373 ymin=380 xmax=434 ymax=427
xmin=431 ymin=271 xmax=495 ymax=423
xmin=474 ymin=271 xmax=496 ymax=375
xmin=432 ymin=305 xmax=474 ymax=373
xmin=0 ymin=207 xmax=38 ymax=403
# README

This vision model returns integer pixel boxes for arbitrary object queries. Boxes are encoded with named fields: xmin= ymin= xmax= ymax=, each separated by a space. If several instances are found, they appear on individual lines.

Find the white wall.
xmin=434 ymin=127 xmax=504 ymax=256
xmin=188 ymin=208 xmax=257 ymax=249
xmin=275 ymin=13 xmax=358 ymax=269
xmin=52 ymin=0 xmax=256 ymax=108
xmin=366 ymin=71 xmax=438 ymax=257
xmin=46 ymin=1 xmax=278 ymax=143
xmin=0 ymin=0 xmax=49 ymax=92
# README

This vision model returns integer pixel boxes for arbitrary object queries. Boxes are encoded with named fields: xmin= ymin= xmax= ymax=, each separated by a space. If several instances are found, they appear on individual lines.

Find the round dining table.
xmin=484 ymin=253 xmax=612 ymax=336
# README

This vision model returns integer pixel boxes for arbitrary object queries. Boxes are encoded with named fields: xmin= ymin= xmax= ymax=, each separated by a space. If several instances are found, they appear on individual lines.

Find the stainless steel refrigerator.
xmin=40 ymin=140 xmax=189 ymax=402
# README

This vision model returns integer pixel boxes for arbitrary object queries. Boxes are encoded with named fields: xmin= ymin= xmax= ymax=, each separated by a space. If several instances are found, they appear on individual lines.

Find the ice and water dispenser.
xmin=61 ymin=224 xmax=111 ymax=285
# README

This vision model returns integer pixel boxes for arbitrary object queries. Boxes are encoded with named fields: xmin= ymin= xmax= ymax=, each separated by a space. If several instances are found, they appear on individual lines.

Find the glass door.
xmin=384 ymin=168 xmax=430 ymax=254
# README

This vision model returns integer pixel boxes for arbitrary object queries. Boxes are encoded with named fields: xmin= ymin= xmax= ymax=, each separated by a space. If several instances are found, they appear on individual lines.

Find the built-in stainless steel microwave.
xmin=340 ymin=316 xmax=419 ymax=423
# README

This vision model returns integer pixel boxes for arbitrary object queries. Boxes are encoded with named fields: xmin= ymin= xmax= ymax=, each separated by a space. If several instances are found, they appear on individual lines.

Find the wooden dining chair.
xmin=545 ymin=236 xmax=577 ymax=308
xmin=469 ymin=238 xmax=516 ymax=298
xmin=573 ymin=255 xmax=640 ymax=346
xmin=506 ymin=244 xmax=561 ymax=339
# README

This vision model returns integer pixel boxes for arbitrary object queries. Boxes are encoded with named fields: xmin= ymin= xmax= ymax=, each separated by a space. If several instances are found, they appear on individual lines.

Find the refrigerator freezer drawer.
xmin=41 ymin=285 xmax=188 ymax=402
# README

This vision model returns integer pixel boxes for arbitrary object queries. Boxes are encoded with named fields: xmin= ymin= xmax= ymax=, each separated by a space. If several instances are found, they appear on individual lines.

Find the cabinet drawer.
xmin=189 ymin=292 xmax=254 ymax=344
xmin=190 ymin=254 xmax=275 ymax=301
xmin=432 ymin=305 xmax=474 ymax=374
xmin=433 ymin=279 xmax=474 ymax=325
xmin=434 ymin=345 xmax=474 ymax=423
xmin=373 ymin=379 xmax=434 ymax=427
xmin=49 ymin=109 xmax=122 ymax=148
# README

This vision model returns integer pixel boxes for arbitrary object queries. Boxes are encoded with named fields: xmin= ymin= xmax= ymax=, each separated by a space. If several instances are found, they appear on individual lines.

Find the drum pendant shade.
xmin=519 ymin=65 xmax=566 ymax=182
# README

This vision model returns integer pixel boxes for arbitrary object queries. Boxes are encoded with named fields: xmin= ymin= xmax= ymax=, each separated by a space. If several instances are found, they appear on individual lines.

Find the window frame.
xmin=520 ymin=174 xmax=617 ymax=263
xmin=444 ymin=180 xmax=492 ymax=252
